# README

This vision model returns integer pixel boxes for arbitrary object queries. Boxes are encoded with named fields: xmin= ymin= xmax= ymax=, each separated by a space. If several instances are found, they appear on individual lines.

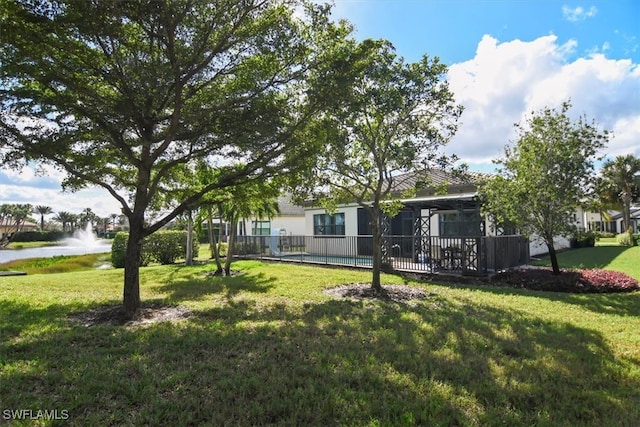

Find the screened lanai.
xmin=235 ymin=190 xmax=529 ymax=276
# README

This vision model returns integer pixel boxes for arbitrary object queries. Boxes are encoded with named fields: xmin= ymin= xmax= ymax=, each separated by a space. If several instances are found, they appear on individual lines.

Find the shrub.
xmin=492 ymin=267 xmax=639 ymax=293
xmin=111 ymin=232 xmax=152 ymax=268
xmin=616 ymin=231 xmax=636 ymax=246
xmin=233 ymin=241 xmax=259 ymax=255
xmin=110 ymin=232 xmax=127 ymax=268
xmin=570 ymin=231 xmax=596 ymax=248
xmin=145 ymin=231 xmax=199 ymax=265
xmin=217 ymin=242 xmax=228 ymax=257
xmin=595 ymin=231 xmax=615 ymax=238
xmin=12 ymin=230 xmax=69 ymax=242
xmin=111 ymin=231 xmax=198 ymax=268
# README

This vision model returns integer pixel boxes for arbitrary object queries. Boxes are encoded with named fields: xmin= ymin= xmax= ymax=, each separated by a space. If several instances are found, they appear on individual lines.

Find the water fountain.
xmin=63 ymin=223 xmax=103 ymax=247
xmin=0 ymin=224 xmax=112 ymax=264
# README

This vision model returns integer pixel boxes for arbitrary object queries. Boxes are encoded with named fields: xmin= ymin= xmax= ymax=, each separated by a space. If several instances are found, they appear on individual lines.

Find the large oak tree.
xmin=0 ymin=0 xmax=352 ymax=315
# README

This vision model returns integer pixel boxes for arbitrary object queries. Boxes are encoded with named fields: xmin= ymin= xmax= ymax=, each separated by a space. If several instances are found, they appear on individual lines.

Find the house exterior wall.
xmin=237 ymin=215 xmax=306 ymax=236
xmin=302 ymin=206 xmax=358 ymax=256
xmin=583 ymin=210 xmax=619 ymax=233
xmin=264 ymin=216 xmax=306 ymax=235
xmin=0 ymin=221 xmax=38 ymax=234
xmin=529 ymin=237 xmax=571 ymax=257
xmin=616 ymin=213 xmax=640 ymax=233
xmin=527 ymin=207 xmax=584 ymax=257
xmin=304 ymin=205 xmax=359 ymax=236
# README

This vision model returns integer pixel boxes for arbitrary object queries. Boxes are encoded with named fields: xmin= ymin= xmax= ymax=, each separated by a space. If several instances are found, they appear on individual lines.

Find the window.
xmin=439 ymin=211 xmax=482 ymax=237
xmin=314 ymin=213 xmax=345 ymax=236
xmin=252 ymin=220 xmax=270 ymax=236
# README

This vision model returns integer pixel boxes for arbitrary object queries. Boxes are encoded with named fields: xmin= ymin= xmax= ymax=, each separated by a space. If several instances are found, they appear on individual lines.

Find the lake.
xmin=0 ymin=242 xmax=112 ymax=264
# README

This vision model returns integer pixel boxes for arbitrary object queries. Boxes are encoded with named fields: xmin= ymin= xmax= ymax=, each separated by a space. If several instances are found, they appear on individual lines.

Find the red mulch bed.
xmin=491 ymin=267 xmax=639 ymax=293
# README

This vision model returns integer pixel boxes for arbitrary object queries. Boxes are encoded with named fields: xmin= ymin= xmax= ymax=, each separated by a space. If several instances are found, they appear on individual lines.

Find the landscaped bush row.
xmin=11 ymin=230 xmax=69 ymax=242
xmin=111 ymin=231 xmax=199 ymax=268
xmin=233 ymin=241 xmax=261 ymax=255
xmin=616 ymin=231 xmax=638 ymax=246
xmin=491 ymin=267 xmax=639 ymax=293
xmin=569 ymin=231 xmax=597 ymax=248
xmin=595 ymin=231 xmax=616 ymax=238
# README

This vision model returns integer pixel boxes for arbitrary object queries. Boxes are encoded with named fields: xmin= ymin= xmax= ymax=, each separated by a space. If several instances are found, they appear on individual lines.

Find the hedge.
xmin=616 ymin=231 xmax=638 ymax=246
xmin=111 ymin=230 xmax=199 ymax=268
xmin=12 ymin=230 xmax=69 ymax=242
xmin=569 ymin=231 xmax=597 ymax=248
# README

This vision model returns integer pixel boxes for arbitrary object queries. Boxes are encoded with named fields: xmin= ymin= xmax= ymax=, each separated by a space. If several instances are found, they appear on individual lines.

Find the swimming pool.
xmin=278 ymin=253 xmax=373 ymax=266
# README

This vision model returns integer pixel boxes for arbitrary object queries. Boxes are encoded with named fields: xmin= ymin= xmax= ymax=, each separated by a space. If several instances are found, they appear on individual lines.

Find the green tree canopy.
xmin=596 ymin=154 xmax=640 ymax=234
xmin=0 ymin=204 xmax=32 ymax=247
xmin=298 ymin=39 xmax=463 ymax=292
xmin=481 ymin=101 xmax=610 ymax=275
xmin=0 ymin=0 xmax=353 ymax=315
xmin=33 ymin=205 xmax=53 ymax=231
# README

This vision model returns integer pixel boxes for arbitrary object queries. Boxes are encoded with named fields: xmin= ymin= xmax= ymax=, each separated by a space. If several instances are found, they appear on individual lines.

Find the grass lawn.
xmin=1 ymin=257 xmax=639 ymax=426
xmin=5 ymin=241 xmax=61 ymax=250
xmin=0 ymin=253 xmax=112 ymax=275
xmin=531 ymin=244 xmax=640 ymax=280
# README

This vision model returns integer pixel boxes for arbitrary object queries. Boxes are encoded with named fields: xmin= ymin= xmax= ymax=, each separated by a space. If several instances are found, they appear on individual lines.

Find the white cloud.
xmin=446 ymin=35 xmax=640 ymax=169
xmin=562 ymin=5 xmax=597 ymax=22
xmin=2 ymin=163 xmax=66 ymax=184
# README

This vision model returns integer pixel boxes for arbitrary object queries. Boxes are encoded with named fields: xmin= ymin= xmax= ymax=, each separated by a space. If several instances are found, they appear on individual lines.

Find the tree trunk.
xmin=207 ymin=211 xmax=223 ymax=274
xmin=370 ymin=208 xmax=382 ymax=293
xmin=546 ymin=240 xmax=561 ymax=275
xmin=623 ymin=191 xmax=632 ymax=233
xmin=207 ymin=211 xmax=215 ymax=258
xmin=123 ymin=217 xmax=144 ymax=317
xmin=219 ymin=213 xmax=224 ymax=243
xmin=224 ymin=218 xmax=238 ymax=276
xmin=185 ymin=210 xmax=194 ymax=266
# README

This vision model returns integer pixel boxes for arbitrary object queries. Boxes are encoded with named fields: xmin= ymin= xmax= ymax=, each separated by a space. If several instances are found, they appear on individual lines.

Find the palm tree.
xmin=110 ymin=213 xmax=119 ymax=231
xmin=54 ymin=211 xmax=74 ymax=233
xmin=33 ymin=205 xmax=54 ymax=231
xmin=100 ymin=217 xmax=111 ymax=236
xmin=0 ymin=204 xmax=32 ymax=247
xmin=220 ymin=183 xmax=280 ymax=276
xmin=597 ymin=155 xmax=640 ymax=233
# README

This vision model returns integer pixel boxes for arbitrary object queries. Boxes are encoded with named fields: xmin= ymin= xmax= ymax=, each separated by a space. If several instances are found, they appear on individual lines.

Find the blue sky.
xmin=331 ymin=0 xmax=639 ymax=64
xmin=1 ymin=0 xmax=639 ymax=217
xmin=329 ymin=0 xmax=639 ymax=168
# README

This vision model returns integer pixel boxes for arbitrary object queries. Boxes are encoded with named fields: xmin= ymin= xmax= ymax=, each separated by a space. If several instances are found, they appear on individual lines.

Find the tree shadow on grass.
xmin=151 ymin=268 xmax=276 ymax=302
xmin=2 ymin=293 xmax=639 ymax=426
xmin=0 ymin=299 xmax=121 ymax=339
xmin=427 ymin=279 xmax=640 ymax=318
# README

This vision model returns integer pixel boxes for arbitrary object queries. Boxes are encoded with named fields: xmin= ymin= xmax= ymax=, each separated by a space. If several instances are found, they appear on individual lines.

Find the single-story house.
xmin=300 ymin=170 xmax=531 ymax=273
xmin=612 ymin=208 xmax=640 ymax=233
xmin=209 ymin=194 xmax=305 ymax=241
xmin=583 ymin=206 xmax=640 ymax=234
xmin=235 ymin=170 xmax=597 ymax=274
xmin=584 ymin=210 xmax=619 ymax=234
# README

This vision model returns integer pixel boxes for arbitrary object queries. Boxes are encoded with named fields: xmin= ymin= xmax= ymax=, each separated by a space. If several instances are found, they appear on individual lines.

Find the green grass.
xmin=1 ymin=260 xmax=639 ymax=426
xmin=5 ymin=241 xmax=61 ymax=250
xmin=595 ymin=237 xmax=619 ymax=246
xmin=0 ymin=253 xmax=111 ymax=275
xmin=531 ymin=244 xmax=640 ymax=280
